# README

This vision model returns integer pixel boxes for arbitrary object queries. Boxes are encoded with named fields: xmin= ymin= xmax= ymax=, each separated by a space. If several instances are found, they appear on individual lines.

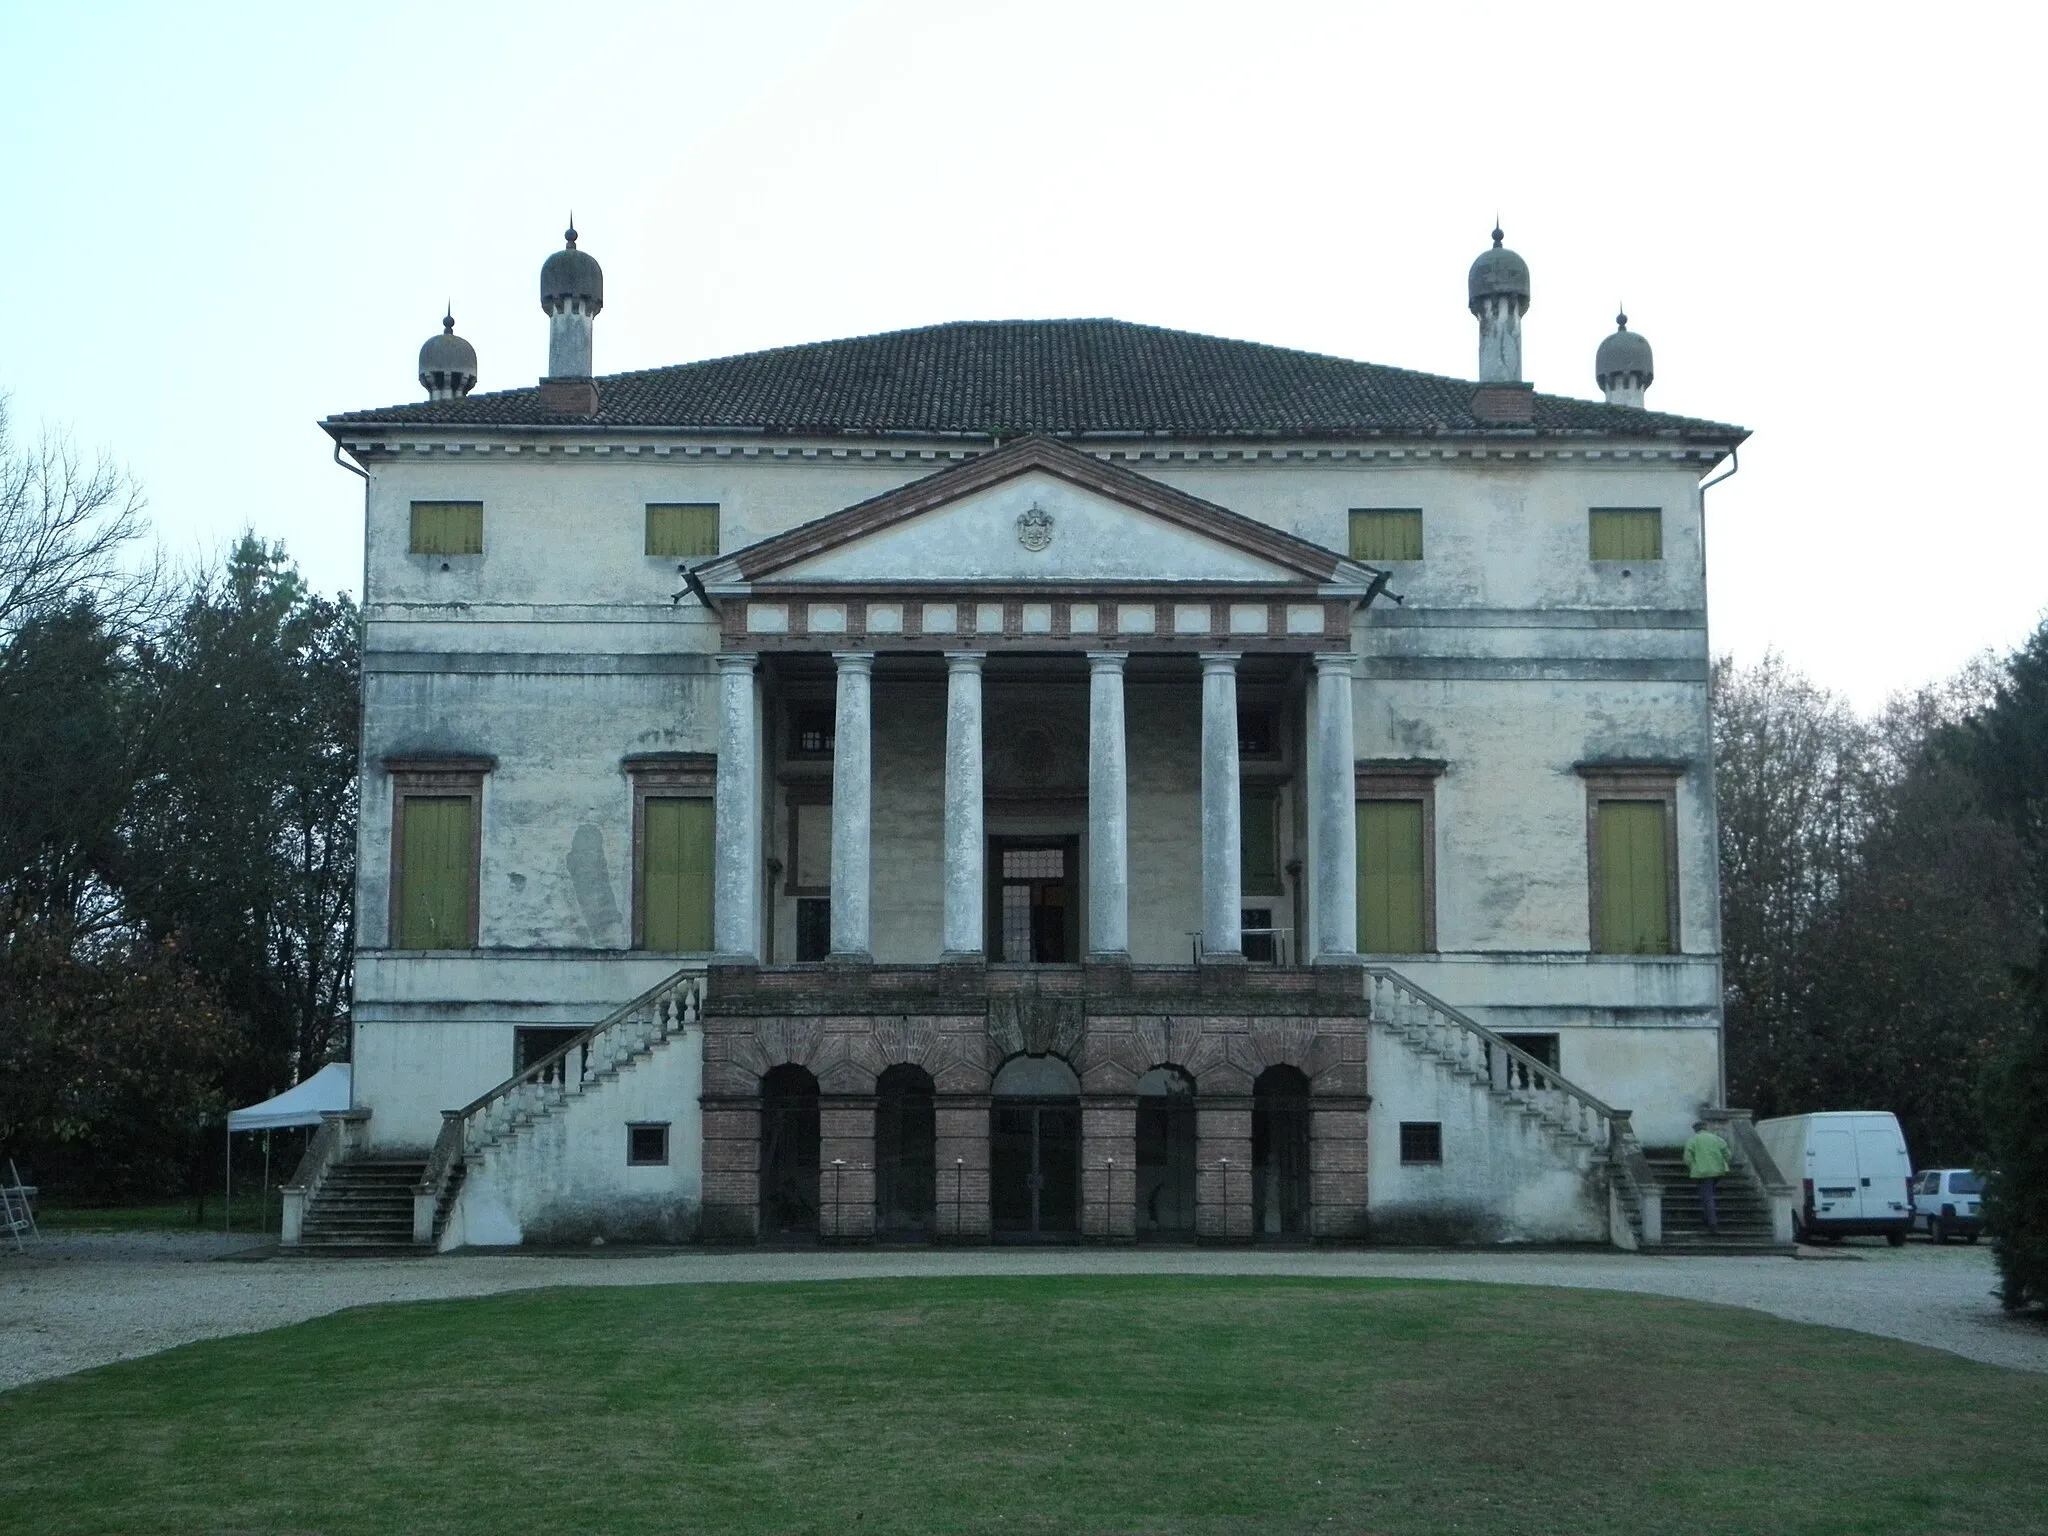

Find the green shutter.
xmin=398 ymin=796 xmax=473 ymax=948
xmin=1589 ymin=508 xmax=1662 ymax=561
xmin=646 ymin=503 xmax=720 ymax=558
xmin=1350 ymin=509 xmax=1424 ymax=562
xmin=643 ymin=797 xmax=715 ymax=951
xmin=409 ymin=502 xmax=484 ymax=555
xmin=1240 ymin=790 xmax=1279 ymax=892
xmin=1357 ymin=799 xmax=1426 ymax=953
xmin=1597 ymin=800 xmax=1671 ymax=954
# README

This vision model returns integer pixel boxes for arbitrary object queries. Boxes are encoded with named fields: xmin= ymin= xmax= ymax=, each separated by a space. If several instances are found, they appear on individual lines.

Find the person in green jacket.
xmin=1683 ymin=1121 xmax=1733 ymax=1232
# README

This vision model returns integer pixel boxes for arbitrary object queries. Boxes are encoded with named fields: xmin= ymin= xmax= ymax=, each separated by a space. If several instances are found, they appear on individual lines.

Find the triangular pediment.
xmin=704 ymin=437 xmax=1366 ymax=589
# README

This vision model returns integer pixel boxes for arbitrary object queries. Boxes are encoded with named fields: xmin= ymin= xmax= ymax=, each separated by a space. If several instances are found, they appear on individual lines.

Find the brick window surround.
xmin=385 ymin=757 xmax=491 ymax=949
xmin=1577 ymin=763 xmax=1683 ymax=955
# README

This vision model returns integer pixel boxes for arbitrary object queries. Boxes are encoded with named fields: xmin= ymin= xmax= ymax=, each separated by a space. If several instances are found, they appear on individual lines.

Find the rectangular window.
xmin=795 ymin=897 xmax=832 ymax=961
xmin=627 ymin=1123 xmax=670 ymax=1166
xmin=387 ymin=759 xmax=488 ymax=950
xmin=409 ymin=501 xmax=484 ymax=555
xmin=1358 ymin=799 xmax=1427 ymax=953
xmin=1350 ymin=509 xmax=1424 ymax=562
xmin=1499 ymin=1032 xmax=1560 ymax=1091
xmin=789 ymin=706 xmax=835 ymax=758
xmin=1237 ymin=708 xmax=1279 ymax=758
xmin=641 ymin=798 xmax=715 ymax=951
xmin=1241 ymin=789 xmax=1280 ymax=892
xmin=1589 ymin=507 xmax=1661 ymax=561
xmin=1399 ymin=1122 xmax=1443 ymax=1165
xmin=1596 ymin=800 xmax=1672 ymax=954
xmin=629 ymin=755 xmax=717 ymax=953
xmin=646 ymin=503 xmax=719 ymax=559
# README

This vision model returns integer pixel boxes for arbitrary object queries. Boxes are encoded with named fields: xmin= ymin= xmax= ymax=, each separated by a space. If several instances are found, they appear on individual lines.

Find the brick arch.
xmin=849 ymin=1014 xmax=967 ymax=1090
xmin=723 ymin=1018 xmax=843 ymax=1091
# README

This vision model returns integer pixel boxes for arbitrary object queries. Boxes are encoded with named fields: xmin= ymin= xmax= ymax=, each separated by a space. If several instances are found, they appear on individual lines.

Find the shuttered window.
xmin=1596 ymin=800 xmax=1671 ymax=954
xmin=409 ymin=501 xmax=484 ymax=555
xmin=1350 ymin=509 xmax=1424 ymax=562
xmin=646 ymin=503 xmax=720 ymax=558
xmin=1241 ymin=789 xmax=1280 ymax=892
xmin=397 ymin=795 xmax=475 ymax=948
xmin=1589 ymin=508 xmax=1661 ymax=561
xmin=641 ymin=796 xmax=715 ymax=951
xmin=1358 ymin=799 xmax=1427 ymax=953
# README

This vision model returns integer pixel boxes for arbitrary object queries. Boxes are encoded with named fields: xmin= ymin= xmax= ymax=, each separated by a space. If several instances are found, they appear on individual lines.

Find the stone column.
xmin=1086 ymin=652 xmax=1130 ymax=960
xmin=941 ymin=652 xmax=986 ymax=959
xmin=829 ymin=652 xmax=875 ymax=959
xmin=713 ymin=652 xmax=761 ymax=959
xmin=1199 ymin=652 xmax=1243 ymax=959
xmin=1312 ymin=653 xmax=1359 ymax=961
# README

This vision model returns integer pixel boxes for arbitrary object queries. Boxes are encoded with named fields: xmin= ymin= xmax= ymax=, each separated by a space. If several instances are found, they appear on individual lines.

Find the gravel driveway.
xmin=5 ymin=1232 xmax=2044 ymax=1393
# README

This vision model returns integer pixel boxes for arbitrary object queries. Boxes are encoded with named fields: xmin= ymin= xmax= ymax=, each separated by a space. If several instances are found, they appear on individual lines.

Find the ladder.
xmin=3 ymin=1159 xmax=39 ymax=1251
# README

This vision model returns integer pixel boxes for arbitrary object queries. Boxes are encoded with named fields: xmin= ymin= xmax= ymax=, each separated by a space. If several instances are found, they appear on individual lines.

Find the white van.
xmin=1754 ymin=1111 xmax=1913 ymax=1245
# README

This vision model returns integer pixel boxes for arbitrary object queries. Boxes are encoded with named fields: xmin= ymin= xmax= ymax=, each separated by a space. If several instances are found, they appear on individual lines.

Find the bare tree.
xmin=0 ymin=394 xmax=155 ymax=639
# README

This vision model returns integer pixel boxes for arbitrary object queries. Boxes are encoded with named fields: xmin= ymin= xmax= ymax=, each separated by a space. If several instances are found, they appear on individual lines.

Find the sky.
xmin=1 ymin=1 xmax=2041 ymax=710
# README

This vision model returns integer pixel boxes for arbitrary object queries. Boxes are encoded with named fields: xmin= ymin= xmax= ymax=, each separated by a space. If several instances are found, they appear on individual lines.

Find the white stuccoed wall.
xmin=349 ymin=437 xmax=1726 ymax=1215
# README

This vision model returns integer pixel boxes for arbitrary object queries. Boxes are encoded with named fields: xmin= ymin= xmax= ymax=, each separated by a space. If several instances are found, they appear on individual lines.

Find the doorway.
xmin=1136 ymin=1066 xmax=1198 ymax=1239
xmin=759 ymin=1064 xmax=820 ymax=1239
xmin=989 ymin=1055 xmax=1081 ymax=1240
xmin=1252 ymin=1065 xmax=1311 ymax=1239
xmin=874 ymin=1064 xmax=936 ymax=1240
xmin=989 ymin=837 xmax=1080 ymax=962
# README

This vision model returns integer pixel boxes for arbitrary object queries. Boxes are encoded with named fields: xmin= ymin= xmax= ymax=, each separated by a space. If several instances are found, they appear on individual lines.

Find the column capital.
xmin=942 ymin=650 xmax=987 ymax=671
xmin=1197 ymin=650 xmax=1244 ymax=672
xmin=830 ymin=650 xmax=876 ymax=673
xmin=1085 ymin=650 xmax=1128 ymax=672
xmin=715 ymin=651 xmax=759 ymax=674
xmin=1312 ymin=651 xmax=1357 ymax=676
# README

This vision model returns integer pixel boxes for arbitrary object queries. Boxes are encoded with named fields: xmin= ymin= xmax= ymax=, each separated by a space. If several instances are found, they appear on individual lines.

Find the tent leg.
xmin=224 ymin=1125 xmax=232 ymax=1234
xmin=262 ymin=1133 xmax=272 ymax=1236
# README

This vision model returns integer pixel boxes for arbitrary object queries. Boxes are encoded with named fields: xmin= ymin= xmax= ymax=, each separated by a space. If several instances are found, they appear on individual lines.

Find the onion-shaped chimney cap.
xmin=1595 ymin=311 xmax=1655 ymax=385
xmin=418 ymin=311 xmax=478 ymax=390
xmin=1468 ymin=226 xmax=1531 ymax=308
xmin=540 ymin=223 xmax=604 ymax=314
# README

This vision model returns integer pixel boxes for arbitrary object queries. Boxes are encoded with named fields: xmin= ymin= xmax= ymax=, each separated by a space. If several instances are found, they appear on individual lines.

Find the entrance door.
xmin=989 ymin=1055 xmax=1082 ymax=1240
xmin=989 ymin=838 xmax=1080 ymax=962
xmin=759 ymin=1064 xmax=821 ymax=1238
xmin=1136 ymin=1067 xmax=1198 ymax=1238
xmin=875 ymin=1065 xmax=936 ymax=1239
xmin=1252 ymin=1065 xmax=1311 ymax=1239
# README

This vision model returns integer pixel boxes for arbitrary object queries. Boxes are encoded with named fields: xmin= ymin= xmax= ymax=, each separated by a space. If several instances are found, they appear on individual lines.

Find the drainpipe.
xmin=1697 ymin=446 xmax=1739 ymax=1107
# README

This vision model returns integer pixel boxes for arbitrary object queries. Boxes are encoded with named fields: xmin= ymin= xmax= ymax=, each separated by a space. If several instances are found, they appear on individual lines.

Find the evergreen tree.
xmin=1984 ymin=955 xmax=2048 ymax=1312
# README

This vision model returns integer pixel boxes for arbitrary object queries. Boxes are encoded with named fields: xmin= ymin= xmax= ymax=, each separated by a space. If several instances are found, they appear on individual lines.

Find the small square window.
xmin=627 ymin=1123 xmax=670 ymax=1166
xmin=790 ymin=707 xmax=835 ymax=758
xmin=1589 ymin=508 xmax=1662 ymax=561
xmin=410 ymin=501 xmax=483 ymax=555
xmin=1399 ymin=1122 xmax=1443 ymax=1165
xmin=1350 ymin=509 xmax=1423 ymax=562
xmin=647 ymin=503 xmax=719 ymax=559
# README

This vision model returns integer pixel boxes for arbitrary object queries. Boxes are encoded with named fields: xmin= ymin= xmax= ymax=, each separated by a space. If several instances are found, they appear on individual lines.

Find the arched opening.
xmin=1136 ymin=1066 xmax=1197 ymax=1239
xmin=1252 ymin=1065 xmax=1311 ymax=1239
xmin=874 ymin=1064 xmax=937 ymax=1240
xmin=989 ymin=1054 xmax=1081 ymax=1241
xmin=759 ymin=1063 xmax=820 ymax=1239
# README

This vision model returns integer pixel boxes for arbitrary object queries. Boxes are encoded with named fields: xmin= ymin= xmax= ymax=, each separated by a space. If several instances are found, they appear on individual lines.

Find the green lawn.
xmin=34 ymin=1193 xmax=278 ymax=1233
xmin=3 ymin=1276 xmax=2044 ymax=1535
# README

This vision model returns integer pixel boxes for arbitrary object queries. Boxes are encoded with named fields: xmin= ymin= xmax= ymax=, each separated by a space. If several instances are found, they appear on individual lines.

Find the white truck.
xmin=1755 ymin=1111 xmax=1914 ymax=1245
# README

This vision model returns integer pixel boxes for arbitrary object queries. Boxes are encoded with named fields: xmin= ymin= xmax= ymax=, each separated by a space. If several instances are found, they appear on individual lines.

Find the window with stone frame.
xmin=627 ymin=1123 xmax=671 ymax=1166
xmin=386 ymin=758 xmax=490 ymax=949
xmin=1399 ymin=1121 xmax=1444 ymax=1164
xmin=628 ymin=755 xmax=717 ymax=952
xmin=1579 ymin=764 xmax=1681 ymax=955
xmin=1240 ymin=787 xmax=1281 ymax=894
xmin=1354 ymin=762 xmax=1441 ymax=955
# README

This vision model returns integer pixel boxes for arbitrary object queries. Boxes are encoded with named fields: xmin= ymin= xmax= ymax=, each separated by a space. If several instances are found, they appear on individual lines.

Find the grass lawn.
xmin=3 ymin=1275 xmax=2044 ymax=1535
xmin=34 ymin=1193 xmax=278 ymax=1233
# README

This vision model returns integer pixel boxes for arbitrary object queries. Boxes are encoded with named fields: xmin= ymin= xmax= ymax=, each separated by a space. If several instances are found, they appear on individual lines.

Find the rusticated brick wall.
xmin=700 ymin=960 xmax=1370 ymax=1242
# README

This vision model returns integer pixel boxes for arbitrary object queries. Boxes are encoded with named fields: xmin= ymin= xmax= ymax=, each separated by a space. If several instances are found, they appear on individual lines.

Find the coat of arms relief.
xmin=1015 ymin=504 xmax=1055 ymax=551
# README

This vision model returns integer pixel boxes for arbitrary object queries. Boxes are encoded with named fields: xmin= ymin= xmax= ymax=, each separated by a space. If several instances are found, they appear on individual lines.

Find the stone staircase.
xmin=295 ymin=1159 xmax=426 ymax=1252
xmin=1644 ymin=1147 xmax=1788 ymax=1254
xmin=1367 ymin=968 xmax=1658 ymax=1248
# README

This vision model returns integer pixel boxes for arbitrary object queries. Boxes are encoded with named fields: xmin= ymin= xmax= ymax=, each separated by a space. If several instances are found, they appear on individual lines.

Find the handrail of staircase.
xmin=1363 ymin=966 xmax=1658 ymax=1243
xmin=414 ymin=966 xmax=707 ymax=1219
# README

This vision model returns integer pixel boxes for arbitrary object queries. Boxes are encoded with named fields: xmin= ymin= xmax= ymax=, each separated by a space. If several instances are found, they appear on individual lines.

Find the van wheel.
xmin=1931 ymin=1217 xmax=1948 ymax=1245
xmin=1887 ymin=1230 xmax=1906 ymax=1247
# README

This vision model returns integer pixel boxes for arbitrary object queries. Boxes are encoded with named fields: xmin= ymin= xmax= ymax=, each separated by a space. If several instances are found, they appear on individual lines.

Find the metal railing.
xmin=1364 ymin=966 xmax=1658 ymax=1247
xmin=412 ymin=968 xmax=705 ymax=1245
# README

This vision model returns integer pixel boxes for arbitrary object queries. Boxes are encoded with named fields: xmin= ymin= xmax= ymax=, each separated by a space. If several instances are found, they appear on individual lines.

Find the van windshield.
xmin=1948 ymin=1172 xmax=1985 ymax=1195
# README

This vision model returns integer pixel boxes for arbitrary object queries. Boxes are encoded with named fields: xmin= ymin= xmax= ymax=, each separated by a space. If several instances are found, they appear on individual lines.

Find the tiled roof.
xmin=326 ymin=318 xmax=1745 ymax=441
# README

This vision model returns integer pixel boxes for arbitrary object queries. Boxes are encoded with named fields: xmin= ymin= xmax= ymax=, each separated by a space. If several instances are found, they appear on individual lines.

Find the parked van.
xmin=1755 ymin=1111 xmax=1913 ymax=1245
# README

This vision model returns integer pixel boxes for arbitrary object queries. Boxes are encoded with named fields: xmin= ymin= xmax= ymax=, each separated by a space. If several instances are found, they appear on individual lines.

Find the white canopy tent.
xmin=225 ymin=1064 xmax=351 ymax=1232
